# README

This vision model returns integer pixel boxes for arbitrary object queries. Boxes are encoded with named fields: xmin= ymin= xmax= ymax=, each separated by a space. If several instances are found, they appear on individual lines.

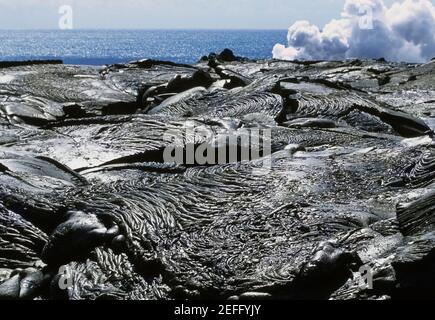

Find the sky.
xmin=0 ymin=0 xmax=401 ymax=30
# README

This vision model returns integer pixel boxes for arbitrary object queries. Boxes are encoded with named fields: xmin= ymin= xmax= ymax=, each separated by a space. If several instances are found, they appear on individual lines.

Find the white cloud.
xmin=272 ymin=0 xmax=435 ymax=62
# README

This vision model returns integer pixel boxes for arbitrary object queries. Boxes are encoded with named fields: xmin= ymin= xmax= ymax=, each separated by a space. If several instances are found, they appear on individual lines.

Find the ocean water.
xmin=0 ymin=29 xmax=286 ymax=65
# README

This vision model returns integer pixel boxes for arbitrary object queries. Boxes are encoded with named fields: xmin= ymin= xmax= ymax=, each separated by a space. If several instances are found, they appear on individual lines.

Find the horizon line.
xmin=0 ymin=28 xmax=288 ymax=31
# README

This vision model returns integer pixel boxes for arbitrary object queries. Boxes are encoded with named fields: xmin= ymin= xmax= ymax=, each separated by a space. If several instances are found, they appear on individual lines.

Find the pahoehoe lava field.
xmin=1 ymin=50 xmax=435 ymax=300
